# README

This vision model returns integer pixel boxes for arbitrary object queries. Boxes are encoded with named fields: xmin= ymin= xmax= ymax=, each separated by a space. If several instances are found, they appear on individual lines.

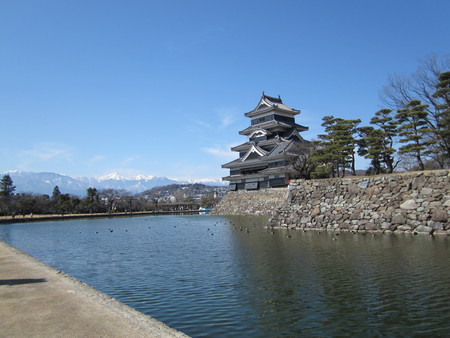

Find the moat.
xmin=1 ymin=215 xmax=450 ymax=337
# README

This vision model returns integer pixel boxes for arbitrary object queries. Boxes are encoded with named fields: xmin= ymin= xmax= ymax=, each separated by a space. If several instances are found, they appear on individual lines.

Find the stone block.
xmin=409 ymin=220 xmax=422 ymax=227
xmin=413 ymin=225 xmax=433 ymax=234
xmin=411 ymin=175 xmax=425 ymax=190
xmin=348 ymin=183 xmax=359 ymax=195
xmin=364 ymin=223 xmax=377 ymax=230
xmin=427 ymin=221 xmax=444 ymax=230
xmin=300 ymin=216 xmax=311 ymax=224
xmin=397 ymin=225 xmax=412 ymax=231
xmin=334 ymin=213 xmax=343 ymax=221
xmin=431 ymin=208 xmax=448 ymax=222
xmin=381 ymin=222 xmax=391 ymax=230
xmin=310 ymin=208 xmax=320 ymax=217
xmin=400 ymin=199 xmax=418 ymax=210
xmin=420 ymin=187 xmax=433 ymax=195
xmin=358 ymin=180 xmax=369 ymax=189
xmin=434 ymin=230 xmax=448 ymax=236
xmin=391 ymin=213 xmax=406 ymax=224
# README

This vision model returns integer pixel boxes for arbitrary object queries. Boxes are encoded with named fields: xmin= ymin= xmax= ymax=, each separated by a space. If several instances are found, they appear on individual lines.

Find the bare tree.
xmin=380 ymin=54 xmax=450 ymax=167
xmin=381 ymin=54 xmax=450 ymax=111
xmin=285 ymin=142 xmax=316 ymax=179
xmin=99 ymin=189 xmax=127 ymax=213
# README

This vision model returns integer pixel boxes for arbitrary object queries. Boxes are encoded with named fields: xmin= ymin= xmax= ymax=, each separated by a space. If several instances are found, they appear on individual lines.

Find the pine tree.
xmin=52 ymin=186 xmax=61 ymax=200
xmin=85 ymin=187 xmax=101 ymax=213
xmin=311 ymin=116 xmax=360 ymax=177
xmin=357 ymin=126 xmax=385 ymax=174
xmin=334 ymin=118 xmax=361 ymax=176
xmin=369 ymin=109 xmax=398 ymax=173
xmin=395 ymin=100 xmax=435 ymax=170
xmin=311 ymin=116 xmax=341 ymax=178
xmin=433 ymin=71 xmax=450 ymax=165
xmin=0 ymin=175 xmax=16 ymax=197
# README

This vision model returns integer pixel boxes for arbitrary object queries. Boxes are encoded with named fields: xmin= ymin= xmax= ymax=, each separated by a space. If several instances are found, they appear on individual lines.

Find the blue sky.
xmin=1 ymin=0 xmax=449 ymax=180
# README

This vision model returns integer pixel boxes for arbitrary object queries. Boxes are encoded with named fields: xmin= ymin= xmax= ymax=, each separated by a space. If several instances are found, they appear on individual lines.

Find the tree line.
xmin=0 ymin=175 xmax=217 ymax=217
xmin=290 ymin=55 xmax=449 ymax=179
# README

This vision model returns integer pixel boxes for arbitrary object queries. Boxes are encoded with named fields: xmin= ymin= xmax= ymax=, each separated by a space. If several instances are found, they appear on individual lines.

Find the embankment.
xmin=0 ymin=210 xmax=202 ymax=225
xmin=211 ymin=187 xmax=287 ymax=216
xmin=0 ymin=240 xmax=187 ymax=337
xmin=214 ymin=170 xmax=450 ymax=235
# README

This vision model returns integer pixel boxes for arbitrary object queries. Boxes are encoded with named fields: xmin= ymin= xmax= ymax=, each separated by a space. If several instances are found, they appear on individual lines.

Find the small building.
xmin=222 ymin=93 xmax=311 ymax=190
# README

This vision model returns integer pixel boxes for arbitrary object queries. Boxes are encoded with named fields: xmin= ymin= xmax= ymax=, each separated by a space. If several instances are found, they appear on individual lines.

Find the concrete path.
xmin=0 ymin=241 xmax=188 ymax=337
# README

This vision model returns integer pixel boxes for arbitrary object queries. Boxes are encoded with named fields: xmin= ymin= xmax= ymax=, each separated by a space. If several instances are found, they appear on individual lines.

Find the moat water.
xmin=1 ymin=215 xmax=450 ymax=337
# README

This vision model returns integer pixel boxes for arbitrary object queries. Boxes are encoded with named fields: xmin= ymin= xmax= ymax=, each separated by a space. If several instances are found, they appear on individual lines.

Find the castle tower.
xmin=222 ymin=93 xmax=310 ymax=190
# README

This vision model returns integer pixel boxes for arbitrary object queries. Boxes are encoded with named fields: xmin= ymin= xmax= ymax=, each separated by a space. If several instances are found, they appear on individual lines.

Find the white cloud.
xmin=192 ymin=120 xmax=212 ymax=130
xmin=16 ymin=142 xmax=76 ymax=172
xmin=88 ymin=155 xmax=106 ymax=163
xmin=202 ymin=146 xmax=236 ymax=160
xmin=122 ymin=155 xmax=140 ymax=165
xmin=20 ymin=143 xmax=75 ymax=162
xmin=217 ymin=107 xmax=239 ymax=129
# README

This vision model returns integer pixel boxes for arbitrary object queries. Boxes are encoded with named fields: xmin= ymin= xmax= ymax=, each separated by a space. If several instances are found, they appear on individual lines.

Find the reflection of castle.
xmin=222 ymin=93 xmax=311 ymax=191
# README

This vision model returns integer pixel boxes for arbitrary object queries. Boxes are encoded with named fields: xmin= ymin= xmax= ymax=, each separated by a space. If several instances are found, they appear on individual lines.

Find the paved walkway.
xmin=0 ymin=241 xmax=188 ymax=337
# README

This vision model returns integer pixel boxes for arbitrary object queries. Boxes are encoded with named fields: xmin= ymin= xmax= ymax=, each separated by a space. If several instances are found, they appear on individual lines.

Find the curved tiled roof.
xmin=245 ymin=92 xmax=300 ymax=117
xmin=239 ymin=120 xmax=308 ymax=135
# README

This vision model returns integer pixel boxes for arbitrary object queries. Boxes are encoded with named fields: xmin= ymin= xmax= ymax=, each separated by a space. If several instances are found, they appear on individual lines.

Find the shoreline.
xmin=268 ymin=225 xmax=448 ymax=236
xmin=0 ymin=240 xmax=187 ymax=337
xmin=0 ymin=209 xmax=207 ymax=225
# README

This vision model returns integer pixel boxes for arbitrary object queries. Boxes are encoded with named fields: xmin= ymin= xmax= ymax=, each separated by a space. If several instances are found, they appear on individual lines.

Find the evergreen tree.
xmin=369 ymin=109 xmax=398 ymax=173
xmin=334 ymin=118 xmax=361 ymax=176
xmin=52 ymin=186 xmax=61 ymax=200
xmin=433 ymin=71 xmax=450 ymax=165
xmin=0 ymin=175 xmax=16 ymax=197
xmin=311 ymin=116 xmax=341 ymax=178
xmin=311 ymin=116 xmax=360 ymax=177
xmin=395 ymin=100 xmax=435 ymax=170
xmin=357 ymin=126 xmax=385 ymax=174
xmin=78 ymin=187 xmax=101 ymax=213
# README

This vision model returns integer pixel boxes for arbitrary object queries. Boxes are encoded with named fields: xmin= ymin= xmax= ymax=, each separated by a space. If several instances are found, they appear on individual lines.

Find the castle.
xmin=222 ymin=93 xmax=311 ymax=190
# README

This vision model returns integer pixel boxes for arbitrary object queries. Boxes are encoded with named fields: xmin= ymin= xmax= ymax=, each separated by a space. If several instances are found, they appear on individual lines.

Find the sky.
xmin=1 ymin=0 xmax=449 ymax=181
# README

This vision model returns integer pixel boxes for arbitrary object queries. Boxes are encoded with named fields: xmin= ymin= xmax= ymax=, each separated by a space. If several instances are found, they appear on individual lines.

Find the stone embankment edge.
xmin=213 ymin=170 xmax=450 ymax=236
xmin=0 ymin=210 xmax=203 ymax=225
xmin=211 ymin=187 xmax=287 ymax=217
xmin=0 ymin=240 xmax=188 ymax=337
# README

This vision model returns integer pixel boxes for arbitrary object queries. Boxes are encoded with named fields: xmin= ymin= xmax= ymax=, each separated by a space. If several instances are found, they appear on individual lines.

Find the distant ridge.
xmin=3 ymin=171 xmax=226 ymax=196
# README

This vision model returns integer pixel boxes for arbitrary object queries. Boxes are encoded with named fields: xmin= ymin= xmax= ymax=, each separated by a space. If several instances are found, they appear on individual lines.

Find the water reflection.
xmin=1 ymin=216 xmax=450 ymax=337
xmin=226 ymin=220 xmax=450 ymax=336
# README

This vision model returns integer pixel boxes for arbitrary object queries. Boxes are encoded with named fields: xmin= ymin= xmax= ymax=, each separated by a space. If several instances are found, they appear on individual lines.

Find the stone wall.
xmin=270 ymin=170 xmax=450 ymax=235
xmin=212 ymin=187 xmax=287 ymax=216
xmin=214 ymin=170 xmax=450 ymax=235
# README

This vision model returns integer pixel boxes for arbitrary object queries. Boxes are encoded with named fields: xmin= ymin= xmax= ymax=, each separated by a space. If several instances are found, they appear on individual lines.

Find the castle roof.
xmin=239 ymin=120 xmax=308 ymax=135
xmin=222 ymin=139 xmax=296 ymax=169
xmin=245 ymin=92 xmax=300 ymax=118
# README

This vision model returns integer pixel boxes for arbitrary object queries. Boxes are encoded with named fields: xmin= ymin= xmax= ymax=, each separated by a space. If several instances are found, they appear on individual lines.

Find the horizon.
xmin=2 ymin=170 xmax=227 ymax=197
xmin=1 ymin=1 xmax=449 ymax=180
xmin=2 ymin=170 xmax=225 ymax=183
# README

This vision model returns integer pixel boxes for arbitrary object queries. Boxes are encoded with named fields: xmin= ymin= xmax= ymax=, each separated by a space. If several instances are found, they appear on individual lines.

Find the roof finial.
xmin=262 ymin=91 xmax=265 ymax=96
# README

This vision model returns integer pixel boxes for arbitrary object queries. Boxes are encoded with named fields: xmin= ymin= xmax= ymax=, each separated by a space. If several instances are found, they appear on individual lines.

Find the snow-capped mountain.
xmin=3 ymin=171 xmax=225 ymax=196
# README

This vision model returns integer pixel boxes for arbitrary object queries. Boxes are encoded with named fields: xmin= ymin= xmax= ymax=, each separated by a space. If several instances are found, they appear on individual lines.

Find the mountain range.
xmin=3 ymin=171 xmax=226 ymax=196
